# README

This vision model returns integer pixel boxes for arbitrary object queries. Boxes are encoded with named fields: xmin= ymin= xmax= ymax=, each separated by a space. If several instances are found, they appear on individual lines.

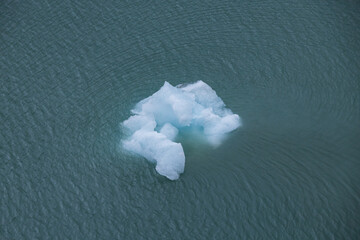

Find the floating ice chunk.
xmin=121 ymin=81 xmax=241 ymax=180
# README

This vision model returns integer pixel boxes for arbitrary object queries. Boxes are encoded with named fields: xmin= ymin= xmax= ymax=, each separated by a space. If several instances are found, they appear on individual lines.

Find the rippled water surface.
xmin=1 ymin=0 xmax=359 ymax=239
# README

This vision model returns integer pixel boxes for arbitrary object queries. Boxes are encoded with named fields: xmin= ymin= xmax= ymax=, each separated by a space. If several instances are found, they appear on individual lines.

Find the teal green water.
xmin=1 ymin=0 xmax=359 ymax=239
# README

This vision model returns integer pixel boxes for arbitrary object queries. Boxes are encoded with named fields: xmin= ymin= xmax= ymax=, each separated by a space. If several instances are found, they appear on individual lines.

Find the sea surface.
xmin=1 ymin=0 xmax=359 ymax=239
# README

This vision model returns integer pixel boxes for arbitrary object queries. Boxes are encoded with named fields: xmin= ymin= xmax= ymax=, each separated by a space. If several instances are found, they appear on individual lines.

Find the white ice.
xmin=122 ymin=81 xmax=241 ymax=180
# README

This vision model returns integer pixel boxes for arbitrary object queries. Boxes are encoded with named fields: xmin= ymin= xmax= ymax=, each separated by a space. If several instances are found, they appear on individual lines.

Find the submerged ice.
xmin=122 ymin=81 xmax=241 ymax=180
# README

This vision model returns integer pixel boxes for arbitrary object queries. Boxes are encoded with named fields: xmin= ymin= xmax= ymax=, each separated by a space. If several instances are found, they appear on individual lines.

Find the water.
xmin=1 ymin=0 xmax=359 ymax=239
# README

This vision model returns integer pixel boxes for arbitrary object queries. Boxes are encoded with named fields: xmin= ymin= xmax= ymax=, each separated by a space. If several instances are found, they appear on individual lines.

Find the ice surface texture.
xmin=122 ymin=81 xmax=241 ymax=180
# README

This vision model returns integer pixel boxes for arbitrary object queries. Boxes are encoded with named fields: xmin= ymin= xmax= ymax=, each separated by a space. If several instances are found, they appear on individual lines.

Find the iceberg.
xmin=121 ymin=81 xmax=241 ymax=180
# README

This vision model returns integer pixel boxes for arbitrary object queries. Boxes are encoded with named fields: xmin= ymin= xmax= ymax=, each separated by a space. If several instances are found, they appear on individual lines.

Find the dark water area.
xmin=1 ymin=0 xmax=360 ymax=239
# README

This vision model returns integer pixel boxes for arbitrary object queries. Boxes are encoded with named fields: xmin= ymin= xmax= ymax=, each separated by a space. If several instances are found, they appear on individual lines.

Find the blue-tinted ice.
xmin=122 ymin=81 xmax=241 ymax=180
